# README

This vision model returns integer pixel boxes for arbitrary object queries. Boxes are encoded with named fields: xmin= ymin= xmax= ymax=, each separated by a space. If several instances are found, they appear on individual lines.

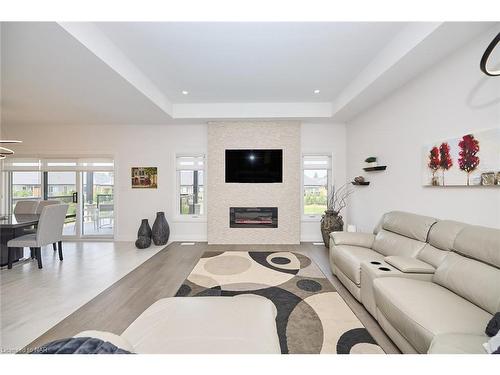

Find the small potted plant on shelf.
xmin=365 ymin=157 xmax=377 ymax=168
xmin=320 ymin=183 xmax=353 ymax=248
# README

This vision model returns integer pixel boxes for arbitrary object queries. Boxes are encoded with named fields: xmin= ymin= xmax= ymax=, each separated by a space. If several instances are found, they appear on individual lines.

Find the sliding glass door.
xmin=46 ymin=171 xmax=78 ymax=236
xmin=4 ymin=158 xmax=114 ymax=239
xmin=82 ymin=171 xmax=114 ymax=237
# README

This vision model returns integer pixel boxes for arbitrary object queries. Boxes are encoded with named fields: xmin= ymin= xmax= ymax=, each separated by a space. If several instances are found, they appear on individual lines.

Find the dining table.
xmin=0 ymin=213 xmax=40 ymax=267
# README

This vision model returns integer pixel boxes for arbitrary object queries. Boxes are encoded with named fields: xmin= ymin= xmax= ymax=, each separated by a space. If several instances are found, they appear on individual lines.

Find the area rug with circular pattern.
xmin=175 ymin=251 xmax=384 ymax=354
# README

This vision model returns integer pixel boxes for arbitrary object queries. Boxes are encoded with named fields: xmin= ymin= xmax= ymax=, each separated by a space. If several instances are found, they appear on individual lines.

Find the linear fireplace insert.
xmin=229 ymin=207 xmax=278 ymax=228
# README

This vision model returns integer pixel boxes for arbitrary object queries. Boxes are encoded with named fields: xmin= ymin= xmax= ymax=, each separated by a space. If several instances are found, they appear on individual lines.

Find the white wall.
xmin=2 ymin=121 xmax=346 ymax=242
xmin=346 ymin=27 xmax=500 ymax=232
xmin=301 ymin=122 xmax=347 ymax=241
xmin=1 ymin=123 xmax=208 ymax=241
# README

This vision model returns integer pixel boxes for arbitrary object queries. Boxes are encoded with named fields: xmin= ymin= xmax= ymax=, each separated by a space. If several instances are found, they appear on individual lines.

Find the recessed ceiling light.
xmin=313 ymin=89 xmax=320 ymax=94
xmin=182 ymin=90 xmax=189 ymax=95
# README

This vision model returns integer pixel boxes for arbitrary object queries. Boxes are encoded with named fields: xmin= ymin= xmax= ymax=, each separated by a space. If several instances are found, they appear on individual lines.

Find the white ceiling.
xmin=95 ymin=22 xmax=406 ymax=103
xmin=1 ymin=21 xmax=497 ymax=126
xmin=1 ymin=22 xmax=173 ymax=126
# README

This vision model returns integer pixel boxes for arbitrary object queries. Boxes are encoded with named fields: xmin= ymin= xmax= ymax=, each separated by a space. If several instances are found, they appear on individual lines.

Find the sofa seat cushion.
xmin=373 ymin=278 xmax=492 ymax=353
xmin=332 ymin=245 xmax=384 ymax=286
xmin=428 ymin=333 xmax=488 ymax=354
xmin=121 ymin=296 xmax=280 ymax=354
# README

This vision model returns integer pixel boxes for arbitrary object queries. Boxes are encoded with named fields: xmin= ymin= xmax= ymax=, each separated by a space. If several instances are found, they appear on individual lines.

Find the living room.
xmin=1 ymin=0 xmax=499 ymax=373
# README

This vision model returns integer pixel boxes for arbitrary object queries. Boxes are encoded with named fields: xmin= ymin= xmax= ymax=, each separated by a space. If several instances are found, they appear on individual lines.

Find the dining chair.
xmin=35 ymin=200 xmax=60 ymax=214
xmin=25 ymin=200 xmax=61 ymax=253
xmin=7 ymin=204 xmax=69 ymax=269
xmin=13 ymin=200 xmax=39 ymax=214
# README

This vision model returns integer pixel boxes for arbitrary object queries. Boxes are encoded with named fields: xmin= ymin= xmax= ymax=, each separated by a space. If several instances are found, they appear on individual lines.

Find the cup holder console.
xmin=379 ymin=267 xmax=391 ymax=272
xmin=370 ymin=261 xmax=381 ymax=265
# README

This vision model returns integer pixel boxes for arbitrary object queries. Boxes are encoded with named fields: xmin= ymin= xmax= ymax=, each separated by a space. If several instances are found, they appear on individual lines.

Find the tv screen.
xmin=225 ymin=149 xmax=283 ymax=183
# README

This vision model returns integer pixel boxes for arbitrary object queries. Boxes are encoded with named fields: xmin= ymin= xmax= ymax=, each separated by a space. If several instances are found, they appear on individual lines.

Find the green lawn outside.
xmin=304 ymin=204 xmax=327 ymax=215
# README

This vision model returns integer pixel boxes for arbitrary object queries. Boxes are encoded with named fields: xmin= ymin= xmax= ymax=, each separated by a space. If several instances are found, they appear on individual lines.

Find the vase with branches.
xmin=320 ymin=183 xmax=354 ymax=247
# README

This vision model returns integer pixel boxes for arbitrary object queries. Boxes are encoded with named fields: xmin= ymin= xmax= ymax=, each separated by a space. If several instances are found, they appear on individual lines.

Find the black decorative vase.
xmin=135 ymin=236 xmax=152 ymax=249
xmin=135 ymin=219 xmax=152 ymax=249
xmin=320 ymin=210 xmax=344 ymax=248
xmin=138 ymin=219 xmax=152 ymax=238
xmin=152 ymin=212 xmax=170 ymax=246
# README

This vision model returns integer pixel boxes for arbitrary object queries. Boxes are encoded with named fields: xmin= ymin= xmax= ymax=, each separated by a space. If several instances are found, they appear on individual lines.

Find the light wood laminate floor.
xmin=0 ymin=242 xmax=166 ymax=353
xmin=20 ymin=242 xmax=399 ymax=353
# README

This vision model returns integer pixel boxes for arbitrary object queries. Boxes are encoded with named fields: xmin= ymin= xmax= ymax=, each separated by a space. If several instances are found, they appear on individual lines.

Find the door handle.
xmin=72 ymin=192 xmax=78 ymax=203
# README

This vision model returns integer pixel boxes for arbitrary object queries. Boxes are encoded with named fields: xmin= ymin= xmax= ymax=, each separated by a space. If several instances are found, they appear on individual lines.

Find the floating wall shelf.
xmin=351 ymin=181 xmax=370 ymax=186
xmin=363 ymin=166 xmax=387 ymax=172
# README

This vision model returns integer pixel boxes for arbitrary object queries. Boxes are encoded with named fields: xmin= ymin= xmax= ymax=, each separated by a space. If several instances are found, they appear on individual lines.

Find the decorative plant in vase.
xmin=365 ymin=157 xmax=377 ymax=168
xmin=320 ymin=183 xmax=353 ymax=247
xmin=428 ymin=147 xmax=440 ymax=186
xmin=458 ymin=134 xmax=480 ymax=186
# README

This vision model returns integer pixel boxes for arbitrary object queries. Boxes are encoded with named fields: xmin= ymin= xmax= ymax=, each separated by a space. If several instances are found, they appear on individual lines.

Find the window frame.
xmin=174 ymin=154 xmax=207 ymax=222
xmin=301 ymin=154 xmax=333 ymax=221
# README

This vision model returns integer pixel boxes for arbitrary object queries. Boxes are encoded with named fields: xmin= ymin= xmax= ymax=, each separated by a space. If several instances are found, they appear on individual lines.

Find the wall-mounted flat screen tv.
xmin=225 ymin=149 xmax=283 ymax=183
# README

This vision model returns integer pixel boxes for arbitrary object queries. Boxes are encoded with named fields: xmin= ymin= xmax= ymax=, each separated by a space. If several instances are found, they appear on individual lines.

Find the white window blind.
xmin=2 ymin=158 xmax=114 ymax=172
xmin=302 ymin=155 xmax=332 ymax=169
xmin=176 ymin=155 xmax=204 ymax=171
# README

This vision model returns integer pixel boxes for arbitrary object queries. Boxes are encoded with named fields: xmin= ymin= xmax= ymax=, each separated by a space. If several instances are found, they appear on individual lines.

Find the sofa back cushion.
xmin=417 ymin=220 xmax=468 ymax=268
xmin=417 ymin=244 xmax=449 ymax=269
xmin=433 ymin=224 xmax=500 ymax=314
xmin=433 ymin=252 xmax=500 ymax=315
xmin=379 ymin=211 xmax=437 ymax=242
xmin=453 ymin=225 xmax=500 ymax=268
xmin=372 ymin=229 xmax=427 ymax=257
xmin=371 ymin=211 xmax=436 ymax=257
xmin=429 ymin=220 xmax=468 ymax=251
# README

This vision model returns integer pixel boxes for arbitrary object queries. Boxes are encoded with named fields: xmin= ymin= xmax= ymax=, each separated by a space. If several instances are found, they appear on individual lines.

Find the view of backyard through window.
xmin=303 ymin=169 xmax=328 ymax=215
xmin=82 ymin=171 xmax=114 ymax=236
xmin=12 ymin=171 xmax=42 ymax=204
xmin=10 ymin=170 xmax=114 ymax=236
xmin=179 ymin=170 xmax=204 ymax=215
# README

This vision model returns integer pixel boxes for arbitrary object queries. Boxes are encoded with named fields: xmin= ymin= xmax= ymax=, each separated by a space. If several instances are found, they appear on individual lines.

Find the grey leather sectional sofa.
xmin=329 ymin=211 xmax=500 ymax=354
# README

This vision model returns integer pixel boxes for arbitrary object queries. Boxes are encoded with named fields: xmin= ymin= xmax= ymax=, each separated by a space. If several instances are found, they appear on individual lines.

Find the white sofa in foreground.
xmin=329 ymin=211 xmax=500 ymax=354
xmin=78 ymin=296 xmax=281 ymax=354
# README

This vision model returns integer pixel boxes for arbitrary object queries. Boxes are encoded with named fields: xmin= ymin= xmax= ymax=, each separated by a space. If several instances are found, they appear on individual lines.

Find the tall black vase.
xmin=152 ymin=212 xmax=170 ymax=246
xmin=137 ymin=219 xmax=152 ymax=238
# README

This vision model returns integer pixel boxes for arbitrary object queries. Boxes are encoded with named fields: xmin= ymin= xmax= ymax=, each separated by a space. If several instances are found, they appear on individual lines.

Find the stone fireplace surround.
xmin=207 ymin=121 xmax=301 ymax=244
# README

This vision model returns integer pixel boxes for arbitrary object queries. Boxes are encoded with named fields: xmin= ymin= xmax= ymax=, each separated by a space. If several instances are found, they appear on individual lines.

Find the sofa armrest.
xmin=330 ymin=232 xmax=375 ymax=248
xmin=384 ymin=256 xmax=435 ymax=274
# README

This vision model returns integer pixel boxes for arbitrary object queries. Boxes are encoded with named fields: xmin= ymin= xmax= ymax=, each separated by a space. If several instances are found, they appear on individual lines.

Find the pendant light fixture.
xmin=0 ymin=140 xmax=22 ymax=159
xmin=480 ymin=32 xmax=500 ymax=77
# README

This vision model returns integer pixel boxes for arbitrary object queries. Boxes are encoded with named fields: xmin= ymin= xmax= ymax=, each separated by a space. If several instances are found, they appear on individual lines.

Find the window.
xmin=302 ymin=155 xmax=332 ymax=218
xmin=176 ymin=155 xmax=205 ymax=218
xmin=4 ymin=157 xmax=114 ymax=238
xmin=11 ymin=171 xmax=42 ymax=211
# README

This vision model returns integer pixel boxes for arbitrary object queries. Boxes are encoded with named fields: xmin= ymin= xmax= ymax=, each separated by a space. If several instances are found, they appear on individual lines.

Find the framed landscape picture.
xmin=131 ymin=167 xmax=158 ymax=188
xmin=422 ymin=128 xmax=500 ymax=187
